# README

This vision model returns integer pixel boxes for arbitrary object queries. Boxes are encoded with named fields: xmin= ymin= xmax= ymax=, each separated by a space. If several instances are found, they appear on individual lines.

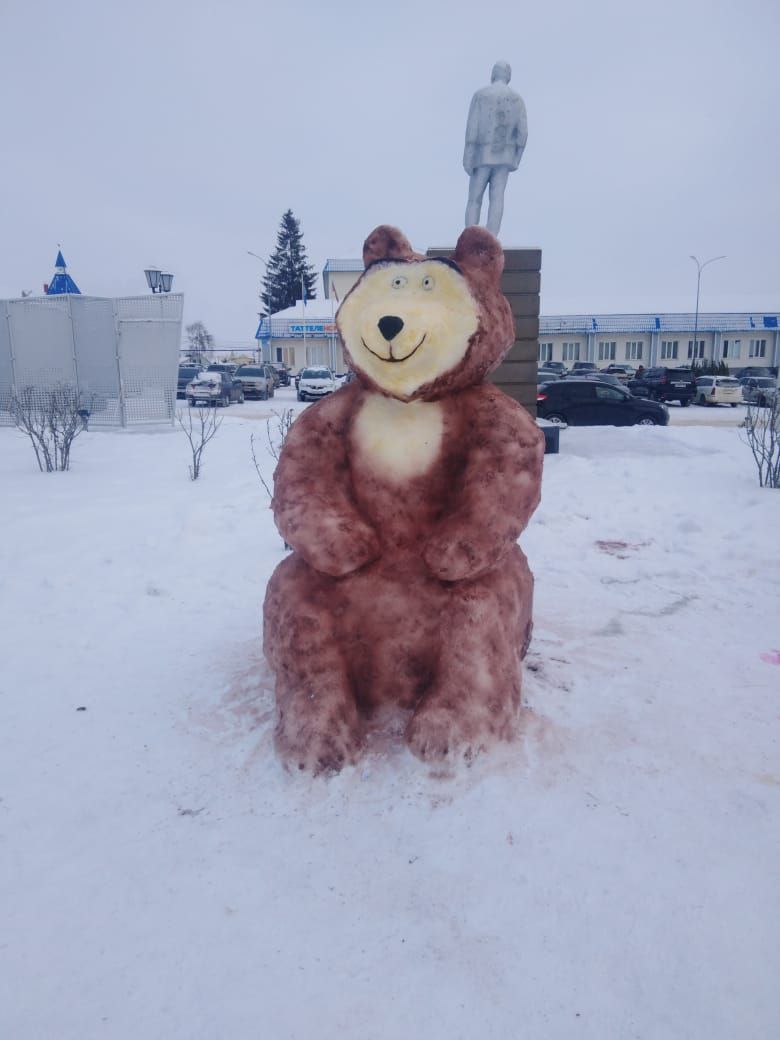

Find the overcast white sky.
xmin=1 ymin=0 xmax=778 ymax=346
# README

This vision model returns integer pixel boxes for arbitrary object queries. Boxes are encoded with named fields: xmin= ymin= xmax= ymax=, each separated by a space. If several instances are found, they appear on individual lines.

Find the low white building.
xmin=537 ymin=313 xmax=779 ymax=371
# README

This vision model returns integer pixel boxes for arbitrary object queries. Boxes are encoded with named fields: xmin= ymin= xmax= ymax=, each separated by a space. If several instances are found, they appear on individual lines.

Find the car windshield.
xmin=716 ymin=378 xmax=739 ymax=387
xmin=301 ymin=368 xmax=331 ymax=379
xmin=179 ymin=368 xmax=200 ymax=378
xmin=236 ymin=367 xmax=263 ymax=376
xmin=753 ymin=378 xmax=776 ymax=387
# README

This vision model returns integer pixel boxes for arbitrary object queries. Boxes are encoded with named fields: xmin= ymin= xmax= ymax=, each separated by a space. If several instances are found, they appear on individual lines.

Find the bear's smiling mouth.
xmin=361 ymin=333 xmax=427 ymax=364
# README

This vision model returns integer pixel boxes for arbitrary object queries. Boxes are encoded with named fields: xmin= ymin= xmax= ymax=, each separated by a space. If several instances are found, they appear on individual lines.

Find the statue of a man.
xmin=464 ymin=61 xmax=528 ymax=236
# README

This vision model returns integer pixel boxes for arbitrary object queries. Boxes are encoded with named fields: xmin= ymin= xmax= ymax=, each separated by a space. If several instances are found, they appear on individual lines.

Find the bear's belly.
xmin=352 ymin=393 xmax=444 ymax=482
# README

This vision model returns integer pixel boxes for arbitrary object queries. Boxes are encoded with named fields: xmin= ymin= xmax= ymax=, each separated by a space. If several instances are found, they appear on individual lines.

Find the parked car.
xmin=602 ymin=364 xmax=635 ymax=382
xmin=539 ymin=361 xmax=567 ymax=377
xmin=297 ymin=367 xmax=337 ymax=402
xmin=740 ymin=376 xmax=778 ymax=407
xmin=269 ymin=363 xmax=291 ymax=387
xmin=186 ymin=371 xmax=244 ymax=407
xmin=570 ymin=361 xmax=598 ymax=373
xmin=628 ymin=366 xmax=696 ymax=406
xmin=234 ymin=364 xmax=275 ymax=400
xmin=538 ymin=366 xmax=563 ymax=381
xmin=177 ymin=366 xmax=202 ymax=398
xmin=537 ymin=378 xmax=669 ymax=426
xmin=693 ymin=375 xmax=742 ymax=407
xmin=735 ymin=366 xmax=775 ymax=381
xmin=207 ymin=363 xmax=238 ymax=379
xmin=570 ymin=371 xmax=625 ymax=387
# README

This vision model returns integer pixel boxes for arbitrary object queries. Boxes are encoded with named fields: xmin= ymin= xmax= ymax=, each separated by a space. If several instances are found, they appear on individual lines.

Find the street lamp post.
xmin=144 ymin=268 xmax=174 ymax=294
xmin=689 ymin=255 xmax=725 ymax=365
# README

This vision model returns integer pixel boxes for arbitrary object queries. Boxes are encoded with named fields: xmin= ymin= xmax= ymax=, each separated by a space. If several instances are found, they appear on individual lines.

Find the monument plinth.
xmin=426 ymin=245 xmax=541 ymax=417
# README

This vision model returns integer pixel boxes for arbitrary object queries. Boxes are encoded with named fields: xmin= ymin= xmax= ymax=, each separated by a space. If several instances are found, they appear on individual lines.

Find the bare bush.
xmin=740 ymin=395 xmax=780 ymax=488
xmin=10 ymin=384 xmax=90 ymax=472
xmin=250 ymin=408 xmax=295 ymax=499
xmin=177 ymin=403 xmax=222 ymax=480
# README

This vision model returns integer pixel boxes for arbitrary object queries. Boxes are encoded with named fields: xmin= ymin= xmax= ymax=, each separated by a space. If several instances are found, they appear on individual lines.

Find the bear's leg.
xmin=406 ymin=547 xmax=533 ymax=762
xmin=341 ymin=558 xmax=441 ymax=715
xmin=263 ymin=555 xmax=362 ymax=774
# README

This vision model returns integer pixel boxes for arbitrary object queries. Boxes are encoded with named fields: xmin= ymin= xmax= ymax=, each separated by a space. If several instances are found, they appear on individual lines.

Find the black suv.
xmin=269 ymin=363 xmax=291 ymax=387
xmin=628 ymin=366 xmax=696 ymax=406
xmin=177 ymin=365 xmax=202 ymax=398
xmin=537 ymin=379 xmax=669 ymax=426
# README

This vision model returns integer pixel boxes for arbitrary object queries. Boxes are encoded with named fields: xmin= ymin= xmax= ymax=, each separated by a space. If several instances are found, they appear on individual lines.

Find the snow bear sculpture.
xmin=263 ymin=225 xmax=544 ymax=773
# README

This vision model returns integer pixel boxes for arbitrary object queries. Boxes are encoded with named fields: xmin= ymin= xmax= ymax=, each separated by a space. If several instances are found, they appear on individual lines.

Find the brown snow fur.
xmin=263 ymin=225 xmax=544 ymax=773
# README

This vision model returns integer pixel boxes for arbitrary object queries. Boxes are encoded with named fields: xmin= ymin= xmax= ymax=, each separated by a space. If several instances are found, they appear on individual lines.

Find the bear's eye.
xmin=391 ymin=275 xmax=408 ymax=289
xmin=421 ymin=275 xmax=435 ymax=291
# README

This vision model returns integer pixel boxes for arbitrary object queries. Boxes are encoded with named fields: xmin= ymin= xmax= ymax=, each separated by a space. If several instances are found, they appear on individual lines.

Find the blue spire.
xmin=46 ymin=249 xmax=81 ymax=295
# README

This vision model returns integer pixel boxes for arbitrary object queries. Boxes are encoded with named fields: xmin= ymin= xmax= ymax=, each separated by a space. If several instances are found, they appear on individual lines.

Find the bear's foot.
xmin=405 ymin=696 xmax=515 ymax=763
xmin=275 ymin=687 xmax=363 ymax=775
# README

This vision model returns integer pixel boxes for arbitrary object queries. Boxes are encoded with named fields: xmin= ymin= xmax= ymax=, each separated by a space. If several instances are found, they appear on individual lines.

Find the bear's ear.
xmin=363 ymin=226 xmax=417 ymax=268
xmin=453 ymin=226 xmax=504 ymax=287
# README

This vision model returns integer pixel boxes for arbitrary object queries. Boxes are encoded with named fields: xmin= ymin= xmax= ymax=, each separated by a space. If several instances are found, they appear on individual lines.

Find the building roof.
xmin=322 ymin=259 xmax=363 ymax=272
xmin=46 ymin=250 xmax=81 ymax=295
xmin=540 ymin=313 xmax=779 ymax=335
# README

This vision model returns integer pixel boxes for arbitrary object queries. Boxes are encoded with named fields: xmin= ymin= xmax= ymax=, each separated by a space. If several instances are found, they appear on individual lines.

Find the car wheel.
xmin=730 ymin=402 xmax=737 ymax=407
xmin=680 ymin=397 xmax=690 ymax=407
xmin=636 ymin=416 xmax=657 ymax=426
xmin=238 ymin=391 xmax=245 ymax=404
xmin=698 ymin=394 xmax=707 ymax=406
xmin=188 ymin=399 xmax=194 ymax=406
xmin=758 ymin=395 xmax=766 ymax=407
xmin=544 ymin=412 xmax=566 ymax=425
xmin=297 ymin=392 xmax=304 ymax=402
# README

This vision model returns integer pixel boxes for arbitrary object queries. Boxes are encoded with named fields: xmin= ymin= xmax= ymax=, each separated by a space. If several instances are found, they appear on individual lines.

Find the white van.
xmin=693 ymin=376 xmax=742 ymax=407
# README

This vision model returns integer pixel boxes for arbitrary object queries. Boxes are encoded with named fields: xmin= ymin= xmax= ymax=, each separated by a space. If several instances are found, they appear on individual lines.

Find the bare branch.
xmin=250 ymin=432 xmax=274 ymax=499
xmin=10 ymin=384 xmax=89 ymax=472
xmin=176 ymin=402 xmax=222 ymax=480
xmin=250 ymin=408 xmax=295 ymax=500
xmin=739 ymin=395 xmax=780 ymax=489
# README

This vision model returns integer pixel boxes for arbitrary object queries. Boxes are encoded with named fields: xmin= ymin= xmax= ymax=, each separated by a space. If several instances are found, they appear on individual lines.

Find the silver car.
xmin=234 ymin=365 xmax=275 ymax=401
xmin=740 ymin=376 xmax=778 ymax=407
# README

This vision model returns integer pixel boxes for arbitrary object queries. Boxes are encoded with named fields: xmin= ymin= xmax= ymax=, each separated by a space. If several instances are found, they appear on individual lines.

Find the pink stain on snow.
xmin=759 ymin=650 xmax=780 ymax=665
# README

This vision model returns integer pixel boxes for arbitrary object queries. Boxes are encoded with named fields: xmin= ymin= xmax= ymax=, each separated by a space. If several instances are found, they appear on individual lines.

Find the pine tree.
xmin=260 ymin=210 xmax=317 ymax=316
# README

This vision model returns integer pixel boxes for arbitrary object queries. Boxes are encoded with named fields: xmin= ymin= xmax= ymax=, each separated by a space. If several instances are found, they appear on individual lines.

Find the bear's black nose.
xmin=377 ymin=315 xmax=404 ymax=342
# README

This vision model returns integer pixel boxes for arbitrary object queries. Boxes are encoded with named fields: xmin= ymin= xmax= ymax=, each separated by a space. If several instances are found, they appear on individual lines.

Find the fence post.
xmin=5 ymin=300 xmax=18 ymax=400
xmin=112 ymin=300 xmax=126 ymax=428
xmin=67 ymin=295 xmax=81 ymax=398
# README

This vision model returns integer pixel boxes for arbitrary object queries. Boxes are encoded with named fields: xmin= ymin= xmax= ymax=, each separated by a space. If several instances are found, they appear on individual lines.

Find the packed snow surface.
xmin=1 ymin=391 xmax=778 ymax=1039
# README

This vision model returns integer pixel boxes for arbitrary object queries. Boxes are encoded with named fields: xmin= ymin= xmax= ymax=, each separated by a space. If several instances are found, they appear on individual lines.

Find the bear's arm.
xmin=424 ymin=388 xmax=544 ymax=582
xmin=272 ymin=386 xmax=381 ymax=577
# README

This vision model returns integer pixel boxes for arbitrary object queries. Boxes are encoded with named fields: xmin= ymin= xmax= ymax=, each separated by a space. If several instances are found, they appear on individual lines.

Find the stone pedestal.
xmin=426 ymin=246 xmax=541 ymax=417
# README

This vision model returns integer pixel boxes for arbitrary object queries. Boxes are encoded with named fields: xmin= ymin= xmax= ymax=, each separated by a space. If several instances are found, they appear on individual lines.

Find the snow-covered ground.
xmin=1 ymin=389 xmax=778 ymax=1040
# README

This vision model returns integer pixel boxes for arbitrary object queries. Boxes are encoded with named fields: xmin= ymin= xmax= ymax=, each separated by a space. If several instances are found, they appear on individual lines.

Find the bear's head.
xmin=336 ymin=225 xmax=514 ymax=402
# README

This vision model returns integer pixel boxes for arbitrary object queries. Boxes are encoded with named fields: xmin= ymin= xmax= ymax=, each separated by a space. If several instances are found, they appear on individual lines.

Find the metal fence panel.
xmin=0 ymin=293 xmax=183 ymax=427
xmin=8 ymin=296 xmax=74 ymax=392
xmin=70 ymin=296 xmax=121 ymax=426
